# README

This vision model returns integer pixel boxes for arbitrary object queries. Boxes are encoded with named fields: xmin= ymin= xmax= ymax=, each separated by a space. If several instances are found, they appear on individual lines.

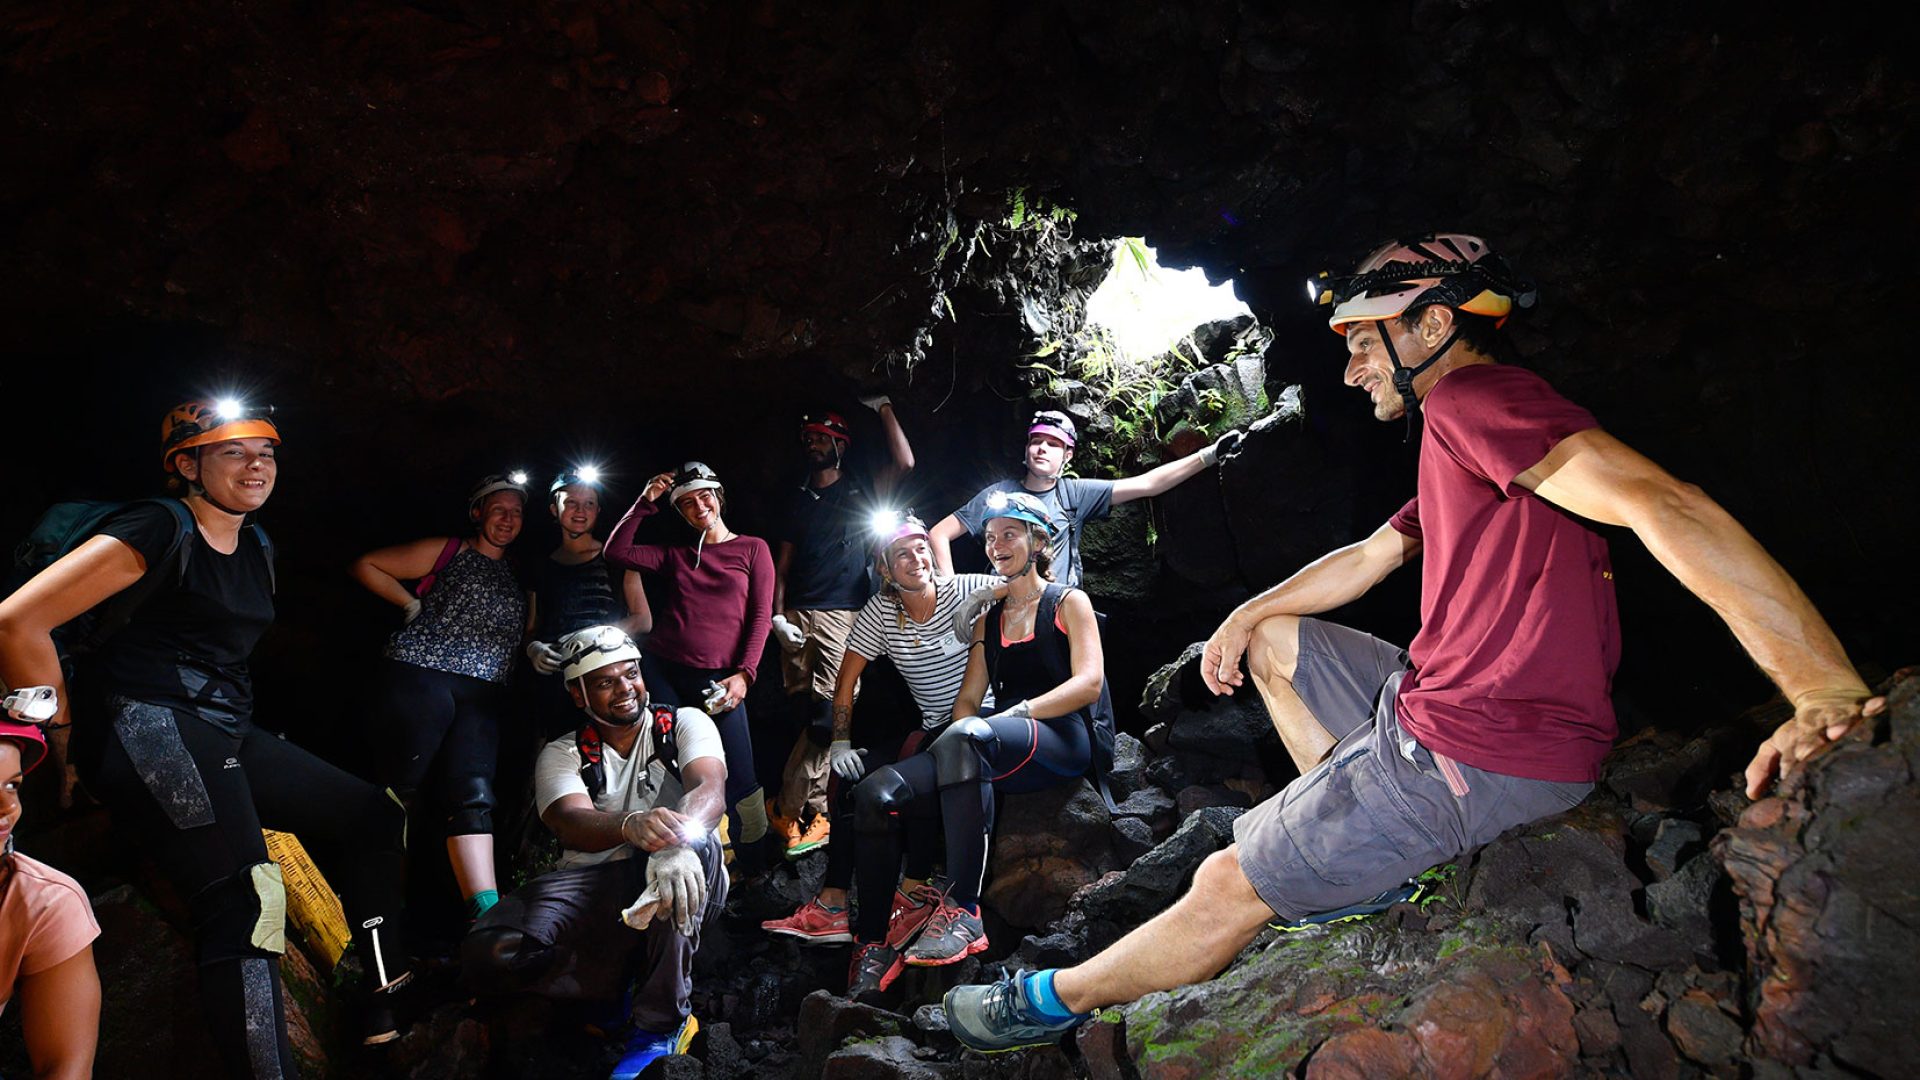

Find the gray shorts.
xmin=1233 ymin=619 xmax=1593 ymax=921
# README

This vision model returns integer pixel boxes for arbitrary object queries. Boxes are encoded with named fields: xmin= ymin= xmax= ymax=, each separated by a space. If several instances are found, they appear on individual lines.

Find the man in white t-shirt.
xmin=461 ymin=626 xmax=727 ymax=1080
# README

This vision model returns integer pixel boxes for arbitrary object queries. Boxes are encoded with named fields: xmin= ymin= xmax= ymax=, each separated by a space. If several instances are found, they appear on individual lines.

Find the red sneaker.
xmin=903 ymin=899 xmax=988 ymax=967
xmin=848 ymin=941 xmax=906 ymax=1001
xmin=760 ymin=897 xmax=852 ymax=944
xmin=883 ymin=880 xmax=947 ymax=950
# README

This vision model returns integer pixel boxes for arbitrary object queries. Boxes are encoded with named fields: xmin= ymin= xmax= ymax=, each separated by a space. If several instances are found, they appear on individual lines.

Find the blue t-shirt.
xmin=951 ymin=477 xmax=1114 ymax=588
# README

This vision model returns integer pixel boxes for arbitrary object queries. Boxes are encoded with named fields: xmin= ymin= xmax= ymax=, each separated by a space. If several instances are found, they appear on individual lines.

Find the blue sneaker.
xmin=610 ymin=1014 xmax=698 ymax=1080
xmin=944 ymin=973 xmax=1086 ymax=1054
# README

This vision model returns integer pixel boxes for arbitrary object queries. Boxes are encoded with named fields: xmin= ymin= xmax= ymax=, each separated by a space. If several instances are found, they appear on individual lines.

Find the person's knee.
xmin=930 ymin=717 xmax=991 ymax=788
xmin=1189 ymin=845 xmax=1263 ymax=913
xmin=852 ymin=765 xmax=916 ymax=833
xmin=442 ymin=774 xmax=495 ymax=836
xmin=460 ymin=925 xmax=552 ymax=994
xmin=189 ymin=863 xmax=288 ymax=966
xmin=1245 ymin=615 xmax=1302 ymax=683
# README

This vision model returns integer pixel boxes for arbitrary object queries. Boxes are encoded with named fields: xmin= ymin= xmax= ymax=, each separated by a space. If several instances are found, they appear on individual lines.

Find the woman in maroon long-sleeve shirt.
xmin=605 ymin=462 xmax=775 ymax=866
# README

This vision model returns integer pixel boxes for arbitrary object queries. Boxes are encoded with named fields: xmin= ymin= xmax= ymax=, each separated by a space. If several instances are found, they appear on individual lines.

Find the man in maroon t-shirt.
xmin=945 ymin=233 xmax=1886 ymax=1053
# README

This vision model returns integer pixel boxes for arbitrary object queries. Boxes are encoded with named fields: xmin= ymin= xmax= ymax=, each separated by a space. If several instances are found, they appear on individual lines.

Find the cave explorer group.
xmin=0 ymin=232 xmax=1882 ymax=1078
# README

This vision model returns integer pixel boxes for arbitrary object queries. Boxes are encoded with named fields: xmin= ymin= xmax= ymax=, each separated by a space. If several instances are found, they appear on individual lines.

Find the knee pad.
xmin=459 ymin=926 xmax=554 ymax=995
xmin=930 ymin=717 xmax=993 ymax=788
xmin=190 ymin=862 xmax=287 ymax=966
xmin=853 ymin=765 xmax=916 ymax=833
xmin=443 ymin=774 xmax=495 ymax=836
xmin=733 ymin=788 xmax=769 ymax=845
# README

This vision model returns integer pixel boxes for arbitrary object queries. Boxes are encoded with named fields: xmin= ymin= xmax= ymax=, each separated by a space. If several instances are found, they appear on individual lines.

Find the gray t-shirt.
xmin=952 ymin=477 xmax=1114 ymax=588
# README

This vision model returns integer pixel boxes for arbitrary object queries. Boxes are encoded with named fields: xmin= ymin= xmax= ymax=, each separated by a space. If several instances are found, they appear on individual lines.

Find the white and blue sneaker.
xmin=944 ymin=973 xmax=1087 ymax=1054
xmin=610 ymin=1014 xmax=697 ymax=1079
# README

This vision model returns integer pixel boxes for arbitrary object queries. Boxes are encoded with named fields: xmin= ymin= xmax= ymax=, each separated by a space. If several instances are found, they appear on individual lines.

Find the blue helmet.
xmin=982 ymin=490 xmax=1059 ymax=538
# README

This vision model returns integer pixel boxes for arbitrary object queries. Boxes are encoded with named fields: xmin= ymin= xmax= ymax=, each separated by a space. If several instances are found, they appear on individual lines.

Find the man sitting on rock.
xmin=462 ymin=626 xmax=727 ymax=1080
xmin=944 ymin=232 xmax=1884 ymax=1052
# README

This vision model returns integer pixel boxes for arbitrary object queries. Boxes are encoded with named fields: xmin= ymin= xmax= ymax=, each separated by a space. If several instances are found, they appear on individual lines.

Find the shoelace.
xmin=980 ymin=978 xmax=1028 ymax=1030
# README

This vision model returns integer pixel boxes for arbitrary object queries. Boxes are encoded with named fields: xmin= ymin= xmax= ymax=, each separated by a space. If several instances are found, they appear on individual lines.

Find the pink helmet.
xmin=1316 ymin=233 xmax=1533 ymax=335
xmin=872 ymin=510 xmax=930 ymax=560
xmin=0 ymin=718 xmax=47 ymax=774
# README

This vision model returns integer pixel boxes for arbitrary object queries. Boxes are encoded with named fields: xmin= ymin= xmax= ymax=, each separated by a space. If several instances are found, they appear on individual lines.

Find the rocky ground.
xmin=12 ymin=659 xmax=1914 ymax=1078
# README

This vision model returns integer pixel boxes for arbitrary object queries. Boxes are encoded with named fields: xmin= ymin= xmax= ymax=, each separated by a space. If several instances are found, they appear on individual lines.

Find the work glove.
xmin=620 ymin=844 xmax=708 ymax=937
xmin=525 ymin=640 xmax=564 ymax=675
xmin=1200 ymin=428 xmax=1246 ymax=467
xmin=950 ymin=579 xmax=1004 ymax=643
xmin=995 ymin=699 xmax=1033 ymax=720
xmin=402 ymin=599 xmax=423 ymax=625
xmin=770 ymin=614 xmax=807 ymax=653
xmin=829 ymin=739 xmax=865 ymax=783
xmin=858 ymin=392 xmax=892 ymax=412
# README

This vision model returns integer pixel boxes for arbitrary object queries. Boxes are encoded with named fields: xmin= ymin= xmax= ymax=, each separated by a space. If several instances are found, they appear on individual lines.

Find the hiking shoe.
xmin=945 ymin=973 xmax=1086 ymax=1054
xmin=903 ymin=899 xmax=987 ymax=967
xmin=360 ymin=971 xmax=414 ymax=1046
xmin=1266 ymin=865 xmax=1455 ymax=933
xmin=770 ymin=811 xmax=802 ymax=850
xmin=883 ymin=880 xmax=946 ymax=950
xmin=610 ymin=1014 xmax=698 ymax=1080
xmin=761 ymin=897 xmax=852 ymax=944
xmin=847 ymin=941 xmax=906 ymax=1001
xmin=785 ymin=815 xmax=831 ymax=859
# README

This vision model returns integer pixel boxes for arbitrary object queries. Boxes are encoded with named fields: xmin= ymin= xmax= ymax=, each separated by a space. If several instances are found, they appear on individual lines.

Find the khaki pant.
xmin=777 ymin=608 xmax=857 ymax=819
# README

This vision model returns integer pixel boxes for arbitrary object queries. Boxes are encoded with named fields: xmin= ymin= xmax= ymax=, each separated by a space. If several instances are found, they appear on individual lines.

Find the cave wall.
xmin=3 ymin=0 xmax=1916 ymax=753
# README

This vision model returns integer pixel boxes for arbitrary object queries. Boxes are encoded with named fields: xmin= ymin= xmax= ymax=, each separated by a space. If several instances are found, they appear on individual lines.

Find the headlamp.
xmin=509 ymin=470 xmax=530 ymax=486
xmin=871 ymin=508 xmax=904 ymax=537
xmin=577 ymin=465 xmax=602 ymax=486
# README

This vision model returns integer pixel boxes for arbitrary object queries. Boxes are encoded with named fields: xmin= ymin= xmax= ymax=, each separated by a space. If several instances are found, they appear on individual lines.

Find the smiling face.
xmin=983 ymin=516 xmax=1042 ymax=577
xmin=551 ymin=484 xmax=601 ymax=536
xmin=675 ymin=488 xmax=723 ymax=532
xmin=175 ymin=436 xmax=277 ymax=512
xmin=0 ymin=741 xmax=22 ymax=849
xmin=883 ymin=536 xmax=935 ymax=591
xmin=471 ymin=490 xmax=526 ymax=548
xmin=1342 ymin=320 xmax=1415 ymax=422
xmin=1023 ymin=433 xmax=1072 ymax=481
xmin=568 ymin=658 xmax=646 ymax=725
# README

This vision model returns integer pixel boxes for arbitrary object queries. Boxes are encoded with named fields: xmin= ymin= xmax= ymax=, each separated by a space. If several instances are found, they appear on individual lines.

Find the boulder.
xmin=1714 ymin=669 xmax=1920 ymax=1075
xmin=983 ymin=781 xmax=1119 ymax=929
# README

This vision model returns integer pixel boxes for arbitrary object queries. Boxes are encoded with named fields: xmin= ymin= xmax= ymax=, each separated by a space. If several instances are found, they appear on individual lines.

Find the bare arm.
xmin=1516 ymin=428 xmax=1875 ymax=797
xmin=929 ymin=514 xmax=966 ymax=579
xmin=830 ymin=649 xmax=871 ymax=741
xmin=0 ymin=536 xmax=151 ymax=730
xmin=773 ymin=541 xmax=795 ymax=616
xmin=872 ymin=402 xmax=916 ymax=495
xmin=1110 ymin=447 xmax=1214 ymax=504
xmin=1017 ymin=589 xmax=1103 ymax=719
xmin=539 ymin=752 xmax=726 ymax=855
xmin=17 ymin=946 xmax=100 ymax=1080
xmin=351 ymin=536 xmax=457 ymax=610
xmin=1202 ymin=522 xmax=1422 ymax=694
xmin=951 ymin=619 xmax=990 ymax=720
xmin=618 ymin=570 xmax=654 ymax=637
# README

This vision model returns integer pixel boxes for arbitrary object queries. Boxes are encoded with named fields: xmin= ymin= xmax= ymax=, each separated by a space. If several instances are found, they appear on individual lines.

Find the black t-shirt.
xmin=78 ymin=502 xmax=275 ymax=731
xmin=533 ymin=554 xmax=625 ymax=642
xmin=778 ymin=474 xmax=876 ymax=611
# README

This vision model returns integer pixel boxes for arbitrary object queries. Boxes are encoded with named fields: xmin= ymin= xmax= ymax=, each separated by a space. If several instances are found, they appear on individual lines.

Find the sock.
xmin=1021 ymin=969 xmax=1084 ymax=1021
xmin=816 ymin=898 xmax=847 ymax=913
xmin=466 ymin=889 xmax=500 ymax=918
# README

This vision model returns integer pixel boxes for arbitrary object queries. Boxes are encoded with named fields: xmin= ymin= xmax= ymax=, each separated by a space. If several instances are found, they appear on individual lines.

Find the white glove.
xmin=950 ymin=580 xmax=1003 ymax=643
xmin=621 ymin=845 xmax=707 ymax=937
xmin=401 ymin=599 xmax=423 ymax=625
xmin=858 ymin=392 xmax=892 ymax=412
xmin=1199 ymin=428 xmax=1245 ymax=467
xmin=770 ymin=614 xmax=806 ymax=653
xmin=525 ymin=640 xmax=563 ymax=675
xmin=996 ymin=699 xmax=1032 ymax=720
xmin=829 ymin=739 xmax=865 ymax=783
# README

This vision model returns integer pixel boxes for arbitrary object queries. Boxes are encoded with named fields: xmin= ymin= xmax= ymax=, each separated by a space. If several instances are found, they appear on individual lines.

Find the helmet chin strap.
xmin=1379 ymin=318 xmax=1462 ymax=422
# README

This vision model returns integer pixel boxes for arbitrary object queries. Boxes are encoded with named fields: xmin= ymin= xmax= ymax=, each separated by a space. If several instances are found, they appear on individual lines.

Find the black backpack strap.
xmin=80 ymin=500 xmax=199 ymax=652
xmin=249 ymin=521 xmax=276 ymax=594
xmin=651 ymin=704 xmax=684 ymax=785
xmin=1053 ymin=584 xmax=1121 ymax=815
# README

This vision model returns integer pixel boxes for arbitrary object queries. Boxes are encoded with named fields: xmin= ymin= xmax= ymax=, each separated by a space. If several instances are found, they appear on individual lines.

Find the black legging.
xmin=819 ymin=726 xmax=941 ymax=895
xmin=640 ymin=653 xmax=767 ymax=845
xmin=372 ymin=658 xmax=504 ymax=838
xmin=78 ymin=699 xmax=409 ymax=1079
xmin=853 ymin=712 xmax=1088 ymax=939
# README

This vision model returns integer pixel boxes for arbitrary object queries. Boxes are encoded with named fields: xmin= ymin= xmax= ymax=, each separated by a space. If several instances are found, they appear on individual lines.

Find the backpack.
xmin=576 ymin=703 xmax=686 ymax=801
xmin=983 ymin=584 xmax=1120 ymax=813
xmin=8 ymin=498 xmax=276 ymax=675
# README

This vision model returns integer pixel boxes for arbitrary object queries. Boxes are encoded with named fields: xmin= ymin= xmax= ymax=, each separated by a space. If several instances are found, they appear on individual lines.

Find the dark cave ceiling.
xmin=2 ymin=0 xmax=1917 ymax=716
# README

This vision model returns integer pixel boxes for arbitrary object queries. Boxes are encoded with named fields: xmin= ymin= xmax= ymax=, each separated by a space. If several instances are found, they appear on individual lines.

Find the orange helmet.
xmin=160 ymin=399 xmax=281 ymax=472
